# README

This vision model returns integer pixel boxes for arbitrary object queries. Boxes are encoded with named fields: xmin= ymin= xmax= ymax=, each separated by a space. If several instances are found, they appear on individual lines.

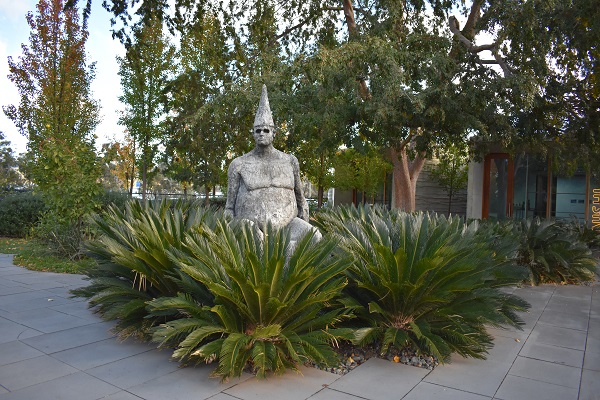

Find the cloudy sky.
xmin=0 ymin=0 xmax=125 ymax=155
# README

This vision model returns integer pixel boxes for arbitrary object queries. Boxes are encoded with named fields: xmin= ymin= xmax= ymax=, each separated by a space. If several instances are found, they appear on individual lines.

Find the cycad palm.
xmin=516 ymin=218 xmax=596 ymax=285
xmin=150 ymin=220 xmax=354 ymax=380
xmin=316 ymin=206 xmax=529 ymax=362
xmin=72 ymin=199 xmax=218 ymax=337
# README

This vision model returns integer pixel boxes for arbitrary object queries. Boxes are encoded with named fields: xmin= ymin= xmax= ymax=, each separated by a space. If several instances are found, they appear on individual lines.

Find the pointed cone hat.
xmin=253 ymin=84 xmax=274 ymax=127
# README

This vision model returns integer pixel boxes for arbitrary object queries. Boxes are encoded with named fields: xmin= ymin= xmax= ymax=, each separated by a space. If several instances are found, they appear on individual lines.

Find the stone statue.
xmin=225 ymin=85 xmax=319 ymax=241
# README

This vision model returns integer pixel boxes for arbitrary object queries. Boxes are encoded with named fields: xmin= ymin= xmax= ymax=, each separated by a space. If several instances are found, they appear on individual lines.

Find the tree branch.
xmin=275 ymin=14 xmax=317 ymax=41
xmin=448 ymin=16 xmax=513 ymax=77
xmin=342 ymin=0 xmax=358 ymax=38
xmin=461 ymin=0 xmax=484 ymax=40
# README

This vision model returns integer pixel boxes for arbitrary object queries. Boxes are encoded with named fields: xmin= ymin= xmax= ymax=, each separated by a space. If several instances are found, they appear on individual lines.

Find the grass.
xmin=0 ymin=237 xmax=96 ymax=274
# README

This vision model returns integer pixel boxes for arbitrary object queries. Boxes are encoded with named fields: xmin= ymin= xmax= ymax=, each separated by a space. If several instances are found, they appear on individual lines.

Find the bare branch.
xmin=491 ymin=48 xmax=513 ymax=77
xmin=462 ymin=0 xmax=484 ymax=40
xmin=275 ymin=14 xmax=317 ymax=41
xmin=448 ymin=16 xmax=513 ymax=77
xmin=342 ymin=0 xmax=358 ymax=38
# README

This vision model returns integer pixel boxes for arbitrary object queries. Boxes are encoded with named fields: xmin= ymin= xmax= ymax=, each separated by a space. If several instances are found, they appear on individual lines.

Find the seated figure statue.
xmin=224 ymin=85 xmax=319 ymax=241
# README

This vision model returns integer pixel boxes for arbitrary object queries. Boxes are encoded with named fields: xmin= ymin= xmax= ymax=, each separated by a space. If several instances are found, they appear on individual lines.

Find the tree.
xmin=117 ymin=17 xmax=176 ymax=200
xmin=429 ymin=143 xmax=469 ymax=216
xmin=334 ymin=147 xmax=392 ymax=204
xmin=281 ymin=44 xmax=355 ymax=208
xmin=3 ymin=0 xmax=101 ymax=244
xmin=162 ymin=12 xmax=231 ymax=203
xmin=0 ymin=132 xmax=24 ymax=192
xmin=100 ymin=135 xmax=136 ymax=195
xmin=96 ymin=0 xmax=600 ymax=209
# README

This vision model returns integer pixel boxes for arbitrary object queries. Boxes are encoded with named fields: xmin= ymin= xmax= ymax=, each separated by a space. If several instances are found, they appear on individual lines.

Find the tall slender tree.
xmin=3 ymin=0 xmax=101 ymax=243
xmin=117 ymin=17 xmax=176 ymax=200
xmin=162 ymin=12 xmax=231 ymax=203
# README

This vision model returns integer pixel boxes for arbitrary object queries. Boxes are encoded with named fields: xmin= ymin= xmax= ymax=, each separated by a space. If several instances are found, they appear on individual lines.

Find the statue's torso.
xmin=233 ymin=152 xmax=298 ymax=228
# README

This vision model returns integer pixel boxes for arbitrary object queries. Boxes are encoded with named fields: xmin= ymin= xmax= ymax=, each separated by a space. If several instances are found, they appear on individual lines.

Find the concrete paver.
xmin=0 ymin=257 xmax=599 ymax=400
xmin=519 ymin=340 xmax=585 ymax=367
xmin=327 ymin=358 xmax=428 ymax=400
xmin=495 ymin=375 xmax=579 ymax=400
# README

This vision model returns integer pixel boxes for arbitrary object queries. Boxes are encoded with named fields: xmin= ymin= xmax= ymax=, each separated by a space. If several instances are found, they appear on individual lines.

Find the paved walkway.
xmin=0 ymin=253 xmax=599 ymax=400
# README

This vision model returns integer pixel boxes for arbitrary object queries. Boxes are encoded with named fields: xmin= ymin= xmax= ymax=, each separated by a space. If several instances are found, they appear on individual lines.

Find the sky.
xmin=0 ymin=0 xmax=125 ymax=155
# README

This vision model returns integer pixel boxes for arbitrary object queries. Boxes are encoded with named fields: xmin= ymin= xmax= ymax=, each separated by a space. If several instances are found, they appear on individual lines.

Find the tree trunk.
xmin=128 ymin=141 xmax=136 ymax=198
xmin=317 ymin=186 xmax=324 ymax=208
xmin=317 ymin=153 xmax=325 ymax=208
xmin=390 ymin=147 xmax=425 ymax=211
xmin=448 ymin=169 xmax=454 ymax=216
xmin=141 ymin=137 xmax=148 ymax=201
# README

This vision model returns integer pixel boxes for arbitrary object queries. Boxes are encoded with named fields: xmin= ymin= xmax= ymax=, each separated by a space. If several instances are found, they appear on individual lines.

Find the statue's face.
xmin=253 ymin=125 xmax=275 ymax=146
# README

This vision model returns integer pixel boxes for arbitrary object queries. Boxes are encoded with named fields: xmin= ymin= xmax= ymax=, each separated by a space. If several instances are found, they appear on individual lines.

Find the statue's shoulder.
xmin=228 ymin=155 xmax=246 ymax=171
xmin=275 ymin=149 xmax=297 ymax=163
xmin=284 ymin=151 xmax=300 ymax=167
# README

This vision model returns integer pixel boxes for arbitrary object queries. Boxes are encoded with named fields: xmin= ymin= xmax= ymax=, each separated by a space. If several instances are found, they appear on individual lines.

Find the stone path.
xmin=0 ymin=253 xmax=599 ymax=400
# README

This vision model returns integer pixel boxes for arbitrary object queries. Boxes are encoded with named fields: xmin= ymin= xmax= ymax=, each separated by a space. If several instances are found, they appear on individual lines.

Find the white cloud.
xmin=0 ymin=0 xmax=35 ymax=20
xmin=0 ymin=0 xmax=127 ymax=154
xmin=0 ymin=39 xmax=28 ymax=154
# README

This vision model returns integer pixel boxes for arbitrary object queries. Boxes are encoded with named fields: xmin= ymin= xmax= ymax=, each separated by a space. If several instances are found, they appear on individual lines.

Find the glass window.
xmin=552 ymin=168 xmax=587 ymax=220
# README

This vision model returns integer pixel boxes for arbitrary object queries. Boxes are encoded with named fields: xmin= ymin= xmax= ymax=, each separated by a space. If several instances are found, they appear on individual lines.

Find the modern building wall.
xmin=415 ymin=161 xmax=467 ymax=216
xmin=466 ymin=161 xmax=484 ymax=220
xmin=467 ymin=152 xmax=596 ymax=223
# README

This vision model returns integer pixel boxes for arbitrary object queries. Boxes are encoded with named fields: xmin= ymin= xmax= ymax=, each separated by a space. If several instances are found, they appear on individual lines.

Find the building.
xmin=467 ymin=152 xmax=597 ymax=223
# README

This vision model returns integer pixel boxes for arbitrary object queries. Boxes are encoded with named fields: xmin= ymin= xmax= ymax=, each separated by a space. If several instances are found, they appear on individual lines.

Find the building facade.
xmin=467 ymin=153 xmax=597 ymax=223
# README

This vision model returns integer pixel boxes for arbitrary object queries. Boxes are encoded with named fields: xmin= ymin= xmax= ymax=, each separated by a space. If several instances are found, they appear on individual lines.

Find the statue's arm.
xmin=291 ymin=155 xmax=309 ymax=221
xmin=225 ymin=160 xmax=240 ymax=218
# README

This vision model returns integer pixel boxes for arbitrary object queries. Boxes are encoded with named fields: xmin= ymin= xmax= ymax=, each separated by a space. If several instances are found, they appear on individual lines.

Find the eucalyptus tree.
xmin=87 ymin=0 xmax=599 ymax=207
xmin=117 ymin=17 xmax=177 ymax=200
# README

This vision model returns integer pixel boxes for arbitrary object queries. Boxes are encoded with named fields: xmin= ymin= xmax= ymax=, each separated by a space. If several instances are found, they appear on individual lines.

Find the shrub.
xmin=315 ymin=206 xmax=529 ymax=362
xmin=97 ymin=190 xmax=130 ymax=212
xmin=0 ymin=191 xmax=46 ymax=237
xmin=72 ymin=199 xmax=219 ymax=338
xmin=149 ymin=221 xmax=354 ymax=380
xmin=32 ymin=214 xmax=90 ymax=259
xmin=515 ymin=218 xmax=597 ymax=285
xmin=564 ymin=217 xmax=600 ymax=249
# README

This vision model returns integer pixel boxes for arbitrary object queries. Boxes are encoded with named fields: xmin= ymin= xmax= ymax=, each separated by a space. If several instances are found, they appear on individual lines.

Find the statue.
xmin=224 ymin=85 xmax=319 ymax=241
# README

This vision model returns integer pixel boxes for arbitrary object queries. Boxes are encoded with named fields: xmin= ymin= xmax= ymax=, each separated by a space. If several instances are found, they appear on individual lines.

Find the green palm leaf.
xmin=315 ymin=205 xmax=530 ymax=362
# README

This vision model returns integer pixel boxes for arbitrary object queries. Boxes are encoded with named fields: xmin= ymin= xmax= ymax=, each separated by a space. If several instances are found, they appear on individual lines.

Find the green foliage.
xmin=0 ymin=191 xmax=45 ymax=237
xmin=96 ymin=190 xmax=130 ymax=213
xmin=72 ymin=199 xmax=220 ymax=338
xmin=150 ymin=221 xmax=353 ymax=380
xmin=162 ymin=13 xmax=231 ymax=196
xmin=429 ymin=143 xmax=469 ymax=215
xmin=32 ymin=214 xmax=91 ymax=260
xmin=564 ymin=217 xmax=600 ymax=249
xmin=117 ymin=17 xmax=177 ymax=200
xmin=0 ymin=132 xmax=24 ymax=192
xmin=334 ymin=147 xmax=392 ymax=198
xmin=0 ymin=237 xmax=95 ymax=274
xmin=514 ymin=218 xmax=597 ymax=285
xmin=29 ymin=139 xmax=102 ymax=225
xmin=314 ymin=205 xmax=529 ymax=362
xmin=3 ymin=0 xmax=102 ymax=245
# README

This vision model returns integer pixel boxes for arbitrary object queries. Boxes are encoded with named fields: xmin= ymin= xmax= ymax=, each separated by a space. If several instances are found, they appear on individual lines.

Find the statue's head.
xmin=253 ymin=85 xmax=275 ymax=146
